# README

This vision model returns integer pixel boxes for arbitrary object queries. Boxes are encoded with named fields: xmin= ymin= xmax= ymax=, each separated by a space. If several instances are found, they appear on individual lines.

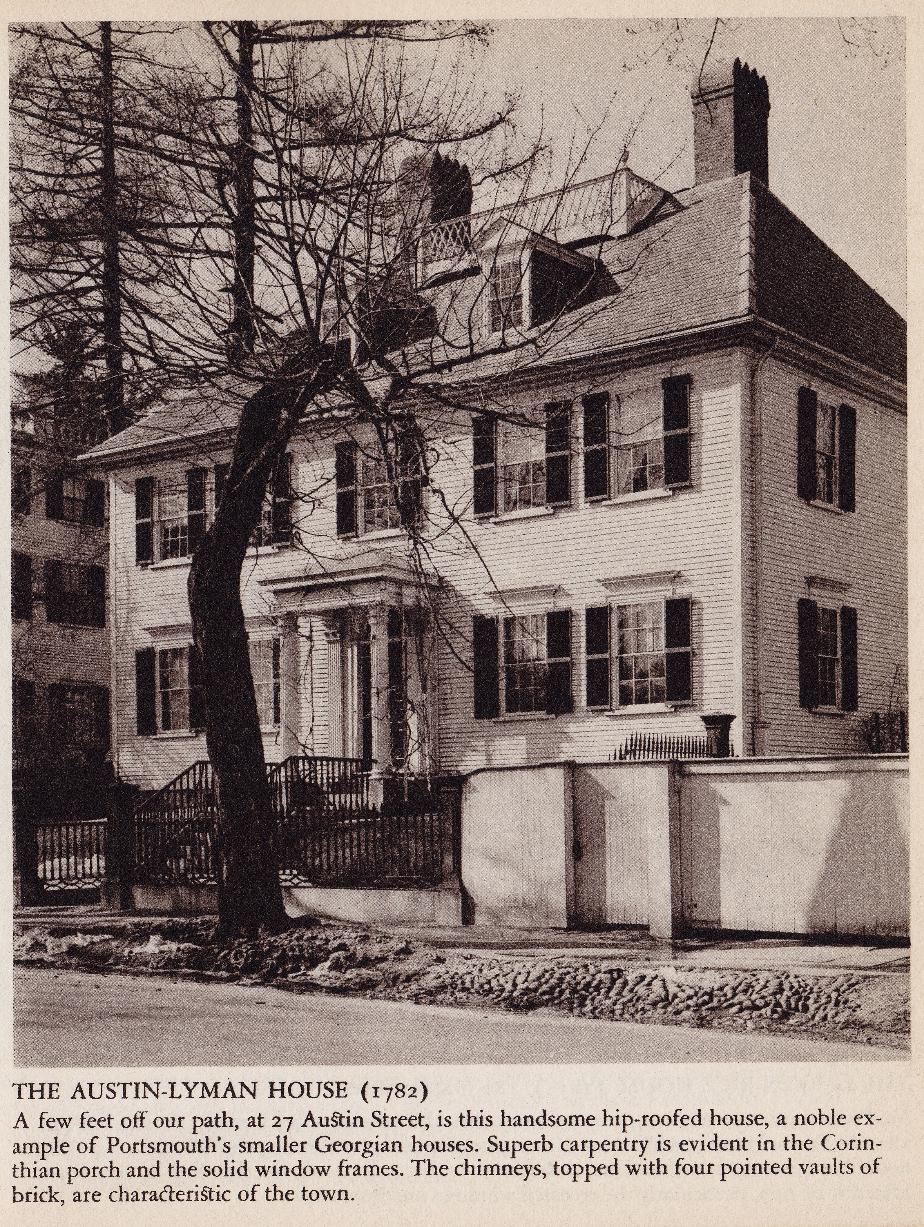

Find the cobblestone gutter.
xmin=13 ymin=919 xmax=908 ymax=1050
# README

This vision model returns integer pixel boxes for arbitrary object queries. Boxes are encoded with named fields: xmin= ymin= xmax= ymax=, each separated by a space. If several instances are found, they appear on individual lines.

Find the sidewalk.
xmin=14 ymin=904 xmax=909 ymax=975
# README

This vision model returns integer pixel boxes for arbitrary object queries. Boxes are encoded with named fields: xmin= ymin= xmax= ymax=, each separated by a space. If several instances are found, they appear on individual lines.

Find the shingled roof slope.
xmin=82 ymin=170 xmax=904 ymax=465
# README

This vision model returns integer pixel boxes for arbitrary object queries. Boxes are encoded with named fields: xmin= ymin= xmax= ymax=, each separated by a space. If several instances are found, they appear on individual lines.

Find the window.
xmin=250 ymin=638 xmax=281 ymax=728
xmin=13 ymin=466 xmax=31 ymax=516
xmin=216 ymin=455 xmax=292 ymax=548
xmin=335 ymin=434 xmax=422 ymax=537
xmin=135 ymin=644 xmax=204 ymax=735
xmin=504 ymin=614 xmax=547 ymax=714
xmin=135 ymin=469 xmax=206 ymax=564
xmin=492 ymin=407 xmax=572 ymax=513
xmin=45 ymin=473 xmax=105 ymax=526
xmin=489 ymin=260 xmax=524 ymax=333
xmin=12 ymin=553 xmax=33 ymax=621
xmin=584 ymin=378 xmax=691 ymax=500
xmin=797 ymin=388 xmax=856 ymax=511
xmin=44 ymin=561 xmax=105 ymax=627
xmin=473 ymin=610 xmax=573 ymax=717
xmin=48 ymin=683 xmax=109 ymax=751
xmin=797 ymin=599 xmax=858 ymax=712
xmin=319 ymin=303 xmax=352 ymax=368
xmin=614 ymin=597 xmax=692 ymax=707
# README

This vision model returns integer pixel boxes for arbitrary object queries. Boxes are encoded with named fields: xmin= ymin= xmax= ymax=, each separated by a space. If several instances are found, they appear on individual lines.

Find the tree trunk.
xmin=99 ymin=22 xmax=127 ymax=434
xmin=188 ymin=376 xmax=301 ymax=938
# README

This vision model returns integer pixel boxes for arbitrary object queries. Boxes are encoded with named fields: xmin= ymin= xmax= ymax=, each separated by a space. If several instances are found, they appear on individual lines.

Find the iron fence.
xmin=32 ymin=819 xmax=107 ymax=892
xmin=616 ymin=731 xmax=736 ymax=762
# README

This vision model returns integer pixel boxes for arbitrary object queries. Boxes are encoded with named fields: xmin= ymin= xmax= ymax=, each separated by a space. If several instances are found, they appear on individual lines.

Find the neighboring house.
xmin=82 ymin=59 xmax=906 ymax=793
xmin=12 ymin=401 xmax=111 ymax=807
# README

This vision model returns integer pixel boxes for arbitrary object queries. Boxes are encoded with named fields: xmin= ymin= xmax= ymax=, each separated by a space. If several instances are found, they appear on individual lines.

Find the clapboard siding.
xmin=752 ymin=356 xmax=906 ymax=756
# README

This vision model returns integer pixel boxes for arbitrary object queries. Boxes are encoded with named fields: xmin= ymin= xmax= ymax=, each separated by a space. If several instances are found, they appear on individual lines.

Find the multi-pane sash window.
xmin=504 ymin=614 xmax=547 ymax=714
xmin=797 ymin=388 xmax=856 ymax=511
xmin=797 ymin=598 xmax=858 ymax=712
xmin=135 ymin=469 xmax=206 ymax=564
xmin=44 ymin=561 xmax=105 ymax=627
xmin=48 ymin=683 xmax=110 ymax=751
xmin=158 ymin=485 xmax=190 ymax=558
xmin=159 ymin=646 xmax=191 ymax=732
xmin=585 ymin=378 xmax=691 ymax=500
xmin=46 ymin=473 xmax=105 ymax=526
xmin=336 ymin=435 xmax=422 ymax=536
xmin=134 ymin=645 xmax=205 ymax=735
xmin=614 ymin=597 xmax=692 ymax=707
xmin=489 ymin=260 xmax=524 ymax=333
xmin=498 ymin=419 xmax=545 ymax=512
xmin=250 ymin=637 xmax=281 ymax=728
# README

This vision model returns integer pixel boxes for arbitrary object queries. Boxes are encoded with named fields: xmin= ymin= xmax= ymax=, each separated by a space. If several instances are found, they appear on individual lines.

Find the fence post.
xmin=436 ymin=776 xmax=463 ymax=885
xmin=701 ymin=713 xmax=735 ymax=758
xmin=13 ymin=778 xmax=42 ymax=907
xmin=103 ymin=779 xmax=136 ymax=913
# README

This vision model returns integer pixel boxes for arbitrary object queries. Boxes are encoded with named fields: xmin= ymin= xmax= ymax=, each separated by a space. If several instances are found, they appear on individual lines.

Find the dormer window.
xmin=489 ymin=260 xmax=525 ymax=333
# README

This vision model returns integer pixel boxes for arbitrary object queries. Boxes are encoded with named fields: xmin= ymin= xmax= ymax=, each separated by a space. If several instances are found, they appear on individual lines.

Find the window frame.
xmin=583 ymin=378 xmax=692 ymax=502
xmin=487 ymin=257 xmax=526 ymax=334
xmin=502 ymin=612 xmax=548 ymax=715
xmin=250 ymin=636 xmax=282 ymax=730
xmin=604 ymin=596 xmax=693 ymax=710
xmin=44 ymin=560 xmax=105 ymax=628
xmin=814 ymin=603 xmax=840 ymax=708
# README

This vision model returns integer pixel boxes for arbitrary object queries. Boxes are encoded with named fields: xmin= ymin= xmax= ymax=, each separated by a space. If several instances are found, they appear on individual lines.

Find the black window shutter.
xmin=665 ymin=596 xmax=692 ymax=702
xmin=545 ymin=402 xmax=571 ymax=506
xmin=797 ymin=387 xmax=818 ymax=501
xmin=472 ymin=615 xmax=500 ymax=719
xmin=84 ymin=478 xmax=106 ymax=526
xmin=94 ymin=686 xmax=111 ymax=750
xmin=186 ymin=467 xmax=207 ymax=554
xmin=663 ymin=377 xmax=691 ymax=487
xmin=135 ymin=476 xmax=154 ymax=564
xmin=188 ymin=644 xmax=206 ymax=731
xmin=472 ymin=414 xmax=496 ymax=516
xmin=88 ymin=565 xmax=106 ymax=626
xmin=838 ymin=403 xmax=856 ymax=513
xmin=840 ymin=605 xmax=858 ymax=712
xmin=44 ymin=559 xmax=63 ymax=623
xmin=135 ymin=647 xmax=157 ymax=735
xmin=797 ymin=597 xmax=819 ymax=709
xmin=45 ymin=472 xmax=64 ymax=520
xmin=12 ymin=553 xmax=33 ymax=621
xmin=582 ymin=393 xmax=610 ymax=500
xmin=271 ymin=453 xmax=292 ymax=544
xmin=214 ymin=462 xmax=230 ymax=512
xmin=14 ymin=466 xmax=32 ymax=516
xmin=585 ymin=605 xmax=611 ymax=708
xmin=335 ymin=441 xmax=358 ymax=536
xmin=545 ymin=609 xmax=574 ymax=714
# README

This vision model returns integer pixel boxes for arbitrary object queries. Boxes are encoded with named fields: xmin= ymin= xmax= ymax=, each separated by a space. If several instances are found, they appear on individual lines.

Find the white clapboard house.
xmin=82 ymin=59 xmax=906 ymax=795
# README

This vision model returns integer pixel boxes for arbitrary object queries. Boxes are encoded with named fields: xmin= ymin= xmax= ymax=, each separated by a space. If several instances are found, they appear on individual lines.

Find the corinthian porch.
xmin=262 ymin=553 xmax=442 ymax=798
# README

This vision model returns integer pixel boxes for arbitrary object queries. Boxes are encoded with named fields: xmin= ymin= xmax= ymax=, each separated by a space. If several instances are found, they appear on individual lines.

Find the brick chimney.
xmin=691 ymin=58 xmax=770 ymax=186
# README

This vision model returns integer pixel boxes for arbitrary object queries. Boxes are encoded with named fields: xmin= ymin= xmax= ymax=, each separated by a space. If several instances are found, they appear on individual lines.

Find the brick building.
xmin=82 ymin=59 xmax=906 ymax=793
xmin=12 ymin=395 xmax=111 ymax=812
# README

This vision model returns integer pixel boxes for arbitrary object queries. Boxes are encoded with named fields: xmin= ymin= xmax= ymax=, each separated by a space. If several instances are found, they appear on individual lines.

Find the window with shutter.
xmin=472 ymin=414 xmax=496 ymax=516
xmin=335 ymin=442 xmax=358 ymax=536
xmin=472 ymin=615 xmax=500 ymax=718
xmin=545 ymin=609 xmax=573 ymax=714
xmin=544 ymin=402 xmax=571 ymax=507
xmin=798 ymin=598 xmax=858 ymax=712
xmin=614 ymin=597 xmax=692 ymax=706
xmin=12 ymin=553 xmax=33 ymax=621
xmin=44 ymin=562 xmax=104 ymax=627
xmin=585 ymin=605 xmax=611 ymax=708
xmin=135 ymin=476 xmax=154 ymax=564
xmin=503 ymin=613 xmax=547 ymax=713
xmin=582 ymin=394 xmax=610 ymax=500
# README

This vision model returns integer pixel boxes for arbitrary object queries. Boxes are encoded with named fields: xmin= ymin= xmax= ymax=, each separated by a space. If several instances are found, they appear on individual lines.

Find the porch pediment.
xmin=260 ymin=548 xmax=441 ymax=615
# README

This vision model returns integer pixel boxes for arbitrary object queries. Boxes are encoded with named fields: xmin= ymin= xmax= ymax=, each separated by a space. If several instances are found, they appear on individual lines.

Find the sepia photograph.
xmin=10 ymin=14 xmax=908 ymax=1075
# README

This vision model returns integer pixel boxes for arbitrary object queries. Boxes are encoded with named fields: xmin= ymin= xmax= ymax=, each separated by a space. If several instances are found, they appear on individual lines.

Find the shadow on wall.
xmin=807 ymin=772 xmax=908 ymax=938
xmin=681 ymin=767 xmax=909 ymax=939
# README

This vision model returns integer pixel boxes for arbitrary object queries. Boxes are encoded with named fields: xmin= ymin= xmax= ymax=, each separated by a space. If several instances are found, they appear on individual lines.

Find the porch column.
xmin=325 ymin=619 xmax=344 ymax=756
xmin=280 ymin=612 xmax=300 ymax=757
xmin=368 ymin=603 xmax=392 ymax=778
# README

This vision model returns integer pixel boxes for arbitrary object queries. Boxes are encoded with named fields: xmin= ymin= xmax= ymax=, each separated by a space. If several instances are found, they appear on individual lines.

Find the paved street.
xmin=15 ymin=968 xmax=900 ymax=1066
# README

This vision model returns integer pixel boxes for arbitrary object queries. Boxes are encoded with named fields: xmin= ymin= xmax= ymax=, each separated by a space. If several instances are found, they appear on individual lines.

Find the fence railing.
xmin=33 ymin=819 xmax=107 ymax=893
xmin=127 ymin=758 xmax=458 ymax=892
xmin=616 ymin=731 xmax=736 ymax=762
